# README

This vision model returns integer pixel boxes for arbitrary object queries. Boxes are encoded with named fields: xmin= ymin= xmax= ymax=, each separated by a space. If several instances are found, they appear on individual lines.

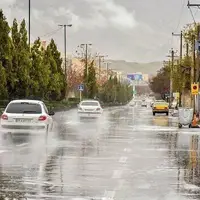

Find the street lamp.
xmin=58 ymin=24 xmax=72 ymax=80
xmin=80 ymin=43 xmax=92 ymax=76
xmin=58 ymin=24 xmax=72 ymax=99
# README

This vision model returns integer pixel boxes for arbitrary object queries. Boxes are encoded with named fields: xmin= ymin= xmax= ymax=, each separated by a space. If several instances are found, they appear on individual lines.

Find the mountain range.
xmin=107 ymin=60 xmax=163 ymax=75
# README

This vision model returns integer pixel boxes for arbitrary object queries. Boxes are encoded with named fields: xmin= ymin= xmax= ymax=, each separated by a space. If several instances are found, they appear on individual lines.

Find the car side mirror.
xmin=49 ymin=111 xmax=55 ymax=116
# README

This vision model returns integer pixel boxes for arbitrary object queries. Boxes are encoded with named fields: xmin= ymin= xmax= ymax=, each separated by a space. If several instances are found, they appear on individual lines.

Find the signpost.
xmin=78 ymin=84 xmax=84 ymax=102
xmin=191 ymin=83 xmax=199 ymax=95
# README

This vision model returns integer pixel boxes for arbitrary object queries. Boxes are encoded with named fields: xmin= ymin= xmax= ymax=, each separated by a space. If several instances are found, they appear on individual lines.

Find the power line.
xmin=174 ymin=0 xmax=186 ymax=32
xmin=187 ymin=1 xmax=200 ymax=24
xmin=189 ymin=6 xmax=196 ymax=24
xmin=39 ymin=27 xmax=63 ymax=38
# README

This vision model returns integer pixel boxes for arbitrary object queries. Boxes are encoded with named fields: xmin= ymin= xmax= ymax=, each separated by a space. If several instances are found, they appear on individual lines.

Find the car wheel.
xmin=46 ymin=125 xmax=49 ymax=136
xmin=153 ymin=112 xmax=155 ymax=116
xmin=50 ymin=122 xmax=53 ymax=131
xmin=178 ymin=123 xmax=182 ymax=128
xmin=166 ymin=112 xmax=169 ymax=116
xmin=189 ymin=124 xmax=191 ymax=128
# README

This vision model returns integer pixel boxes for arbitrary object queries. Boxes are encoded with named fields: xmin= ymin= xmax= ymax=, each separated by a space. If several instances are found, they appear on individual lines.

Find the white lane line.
xmin=112 ymin=170 xmax=122 ymax=179
xmin=103 ymin=190 xmax=115 ymax=199
xmin=115 ymin=179 xmax=125 ymax=190
xmin=16 ymin=142 xmax=29 ymax=147
xmin=119 ymin=156 xmax=127 ymax=163
xmin=124 ymin=148 xmax=131 ymax=152
xmin=0 ymin=150 xmax=10 ymax=153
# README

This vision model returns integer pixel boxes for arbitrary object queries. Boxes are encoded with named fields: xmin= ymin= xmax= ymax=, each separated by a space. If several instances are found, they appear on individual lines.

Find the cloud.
xmin=83 ymin=0 xmax=137 ymax=30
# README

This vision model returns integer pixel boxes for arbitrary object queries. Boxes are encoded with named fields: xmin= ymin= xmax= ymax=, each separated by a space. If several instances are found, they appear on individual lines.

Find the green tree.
xmin=30 ymin=38 xmax=50 ymax=98
xmin=0 ymin=62 xmax=8 ymax=99
xmin=0 ymin=10 xmax=13 ymax=97
xmin=46 ymin=40 xmax=65 ymax=100
xmin=11 ymin=19 xmax=31 ymax=98
xmin=149 ymin=65 xmax=170 ymax=97
xmin=87 ymin=60 xmax=97 ymax=98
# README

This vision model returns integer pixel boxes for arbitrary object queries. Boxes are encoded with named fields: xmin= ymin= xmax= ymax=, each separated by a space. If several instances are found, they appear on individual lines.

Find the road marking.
xmin=119 ymin=156 xmax=127 ymax=163
xmin=103 ymin=190 xmax=115 ymax=199
xmin=124 ymin=148 xmax=131 ymax=152
xmin=112 ymin=170 xmax=122 ymax=179
xmin=16 ymin=142 xmax=29 ymax=147
xmin=0 ymin=150 xmax=9 ymax=153
xmin=115 ymin=179 xmax=125 ymax=190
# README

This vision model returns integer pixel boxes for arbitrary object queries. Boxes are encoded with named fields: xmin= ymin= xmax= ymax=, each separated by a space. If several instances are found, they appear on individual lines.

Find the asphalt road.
xmin=0 ymin=102 xmax=200 ymax=199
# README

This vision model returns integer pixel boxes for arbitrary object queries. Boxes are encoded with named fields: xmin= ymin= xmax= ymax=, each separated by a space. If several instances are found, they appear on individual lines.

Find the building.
xmin=142 ymin=74 xmax=149 ymax=82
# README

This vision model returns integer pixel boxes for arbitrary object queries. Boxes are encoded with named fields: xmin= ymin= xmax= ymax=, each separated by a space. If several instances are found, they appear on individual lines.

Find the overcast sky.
xmin=1 ymin=0 xmax=200 ymax=62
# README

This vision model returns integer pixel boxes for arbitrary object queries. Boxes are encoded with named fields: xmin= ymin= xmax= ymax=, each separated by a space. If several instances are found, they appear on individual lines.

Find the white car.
xmin=77 ymin=100 xmax=103 ymax=118
xmin=0 ymin=99 xmax=54 ymax=135
xmin=141 ymin=100 xmax=147 ymax=107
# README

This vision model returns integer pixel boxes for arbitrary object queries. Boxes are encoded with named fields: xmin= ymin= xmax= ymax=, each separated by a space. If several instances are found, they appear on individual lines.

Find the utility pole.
xmin=96 ymin=55 xmax=108 ymax=81
xmin=28 ymin=0 xmax=31 ymax=47
xmin=167 ymin=48 xmax=178 ymax=106
xmin=172 ymin=31 xmax=183 ymax=106
xmin=58 ymin=24 xmax=72 ymax=98
xmin=196 ymin=25 xmax=200 ymax=113
xmin=81 ymin=43 xmax=92 ymax=78
xmin=104 ymin=62 xmax=112 ymax=80
xmin=191 ymin=34 xmax=196 ymax=110
xmin=172 ymin=31 xmax=183 ymax=60
xmin=187 ymin=1 xmax=200 ymax=8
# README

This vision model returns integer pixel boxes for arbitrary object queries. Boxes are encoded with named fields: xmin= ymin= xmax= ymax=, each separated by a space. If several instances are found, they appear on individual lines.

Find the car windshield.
xmin=6 ymin=102 xmax=42 ymax=114
xmin=81 ymin=101 xmax=99 ymax=106
xmin=154 ymin=102 xmax=168 ymax=106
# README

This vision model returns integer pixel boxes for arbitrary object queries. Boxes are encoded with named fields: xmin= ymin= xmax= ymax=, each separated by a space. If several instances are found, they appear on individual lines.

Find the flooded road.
xmin=0 ymin=104 xmax=200 ymax=199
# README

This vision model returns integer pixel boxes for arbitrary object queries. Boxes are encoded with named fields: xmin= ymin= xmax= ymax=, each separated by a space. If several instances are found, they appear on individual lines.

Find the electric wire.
xmin=39 ymin=27 xmax=63 ymax=38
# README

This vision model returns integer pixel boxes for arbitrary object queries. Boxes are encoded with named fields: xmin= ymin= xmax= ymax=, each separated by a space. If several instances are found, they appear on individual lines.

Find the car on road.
xmin=141 ymin=100 xmax=147 ymax=107
xmin=0 ymin=99 xmax=54 ymax=135
xmin=77 ymin=100 xmax=103 ymax=118
xmin=152 ymin=101 xmax=169 ymax=116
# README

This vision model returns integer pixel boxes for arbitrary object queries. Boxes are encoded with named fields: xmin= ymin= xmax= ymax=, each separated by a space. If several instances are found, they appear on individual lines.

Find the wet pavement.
xmin=0 ymin=103 xmax=200 ymax=199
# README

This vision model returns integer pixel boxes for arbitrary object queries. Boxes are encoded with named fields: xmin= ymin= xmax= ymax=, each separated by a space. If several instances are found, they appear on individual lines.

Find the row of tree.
xmin=0 ymin=10 xmax=65 ymax=101
xmin=0 ymin=9 xmax=133 ymax=104
xmin=149 ymin=22 xmax=199 ymax=104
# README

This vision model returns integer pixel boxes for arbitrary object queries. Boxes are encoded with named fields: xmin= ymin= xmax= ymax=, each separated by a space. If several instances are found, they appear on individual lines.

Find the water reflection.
xmin=0 ymin=167 xmax=26 ymax=199
xmin=166 ymin=131 xmax=200 ymax=197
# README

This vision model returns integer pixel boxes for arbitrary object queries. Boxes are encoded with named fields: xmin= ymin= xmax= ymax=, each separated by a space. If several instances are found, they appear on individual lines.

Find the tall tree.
xmin=11 ymin=19 xmax=31 ymax=98
xmin=30 ymin=38 xmax=50 ymax=98
xmin=0 ymin=62 xmax=8 ymax=99
xmin=149 ymin=65 xmax=170 ymax=97
xmin=0 ymin=10 xmax=13 ymax=97
xmin=87 ymin=60 xmax=97 ymax=98
xmin=48 ymin=39 xmax=65 ymax=100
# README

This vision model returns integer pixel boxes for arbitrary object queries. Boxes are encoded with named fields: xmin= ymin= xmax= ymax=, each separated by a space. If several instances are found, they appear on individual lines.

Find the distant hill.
xmin=107 ymin=60 xmax=162 ymax=75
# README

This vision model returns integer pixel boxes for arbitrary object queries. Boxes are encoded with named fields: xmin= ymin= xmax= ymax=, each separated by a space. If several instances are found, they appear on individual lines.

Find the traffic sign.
xmin=191 ymin=83 xmax=199 ymax=95
xmin=78 ymin=84 xmax=84 ymax=91
xmin=195 ymin=40 xmax=200 ymax=52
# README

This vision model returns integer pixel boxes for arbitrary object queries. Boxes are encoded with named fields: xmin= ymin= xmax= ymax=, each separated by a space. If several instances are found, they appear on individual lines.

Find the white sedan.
xmin=77 ymin=100 xmax=103 ymax=118
xmin=0 ymin=99 xmax=54 ymax=135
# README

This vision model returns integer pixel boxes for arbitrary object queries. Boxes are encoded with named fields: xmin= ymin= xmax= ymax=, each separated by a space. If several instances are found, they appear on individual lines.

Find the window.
xmin=6 ymin=102 xmax=42 ymax=114
xmin=81 ymin=101 xmax=99 ymax=106
xmin=43 ymin=103 xmax=49 ymax=114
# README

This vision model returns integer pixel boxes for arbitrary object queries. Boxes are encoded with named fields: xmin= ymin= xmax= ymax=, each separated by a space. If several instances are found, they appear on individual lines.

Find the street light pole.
xmin=58 ymin=24 xmax=72 ymax=80
xmin=80 ymin=43 xmax=92 ymax=78
xmin=58 ymin=24 xmax=72 ymax=99
xmin=96 ymin=55 xmax=108 ymax=81
xmin=172 ymin=31 xmax=183 ymax=106
xmin=104 ymin=62 xmax=112 ymax=80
